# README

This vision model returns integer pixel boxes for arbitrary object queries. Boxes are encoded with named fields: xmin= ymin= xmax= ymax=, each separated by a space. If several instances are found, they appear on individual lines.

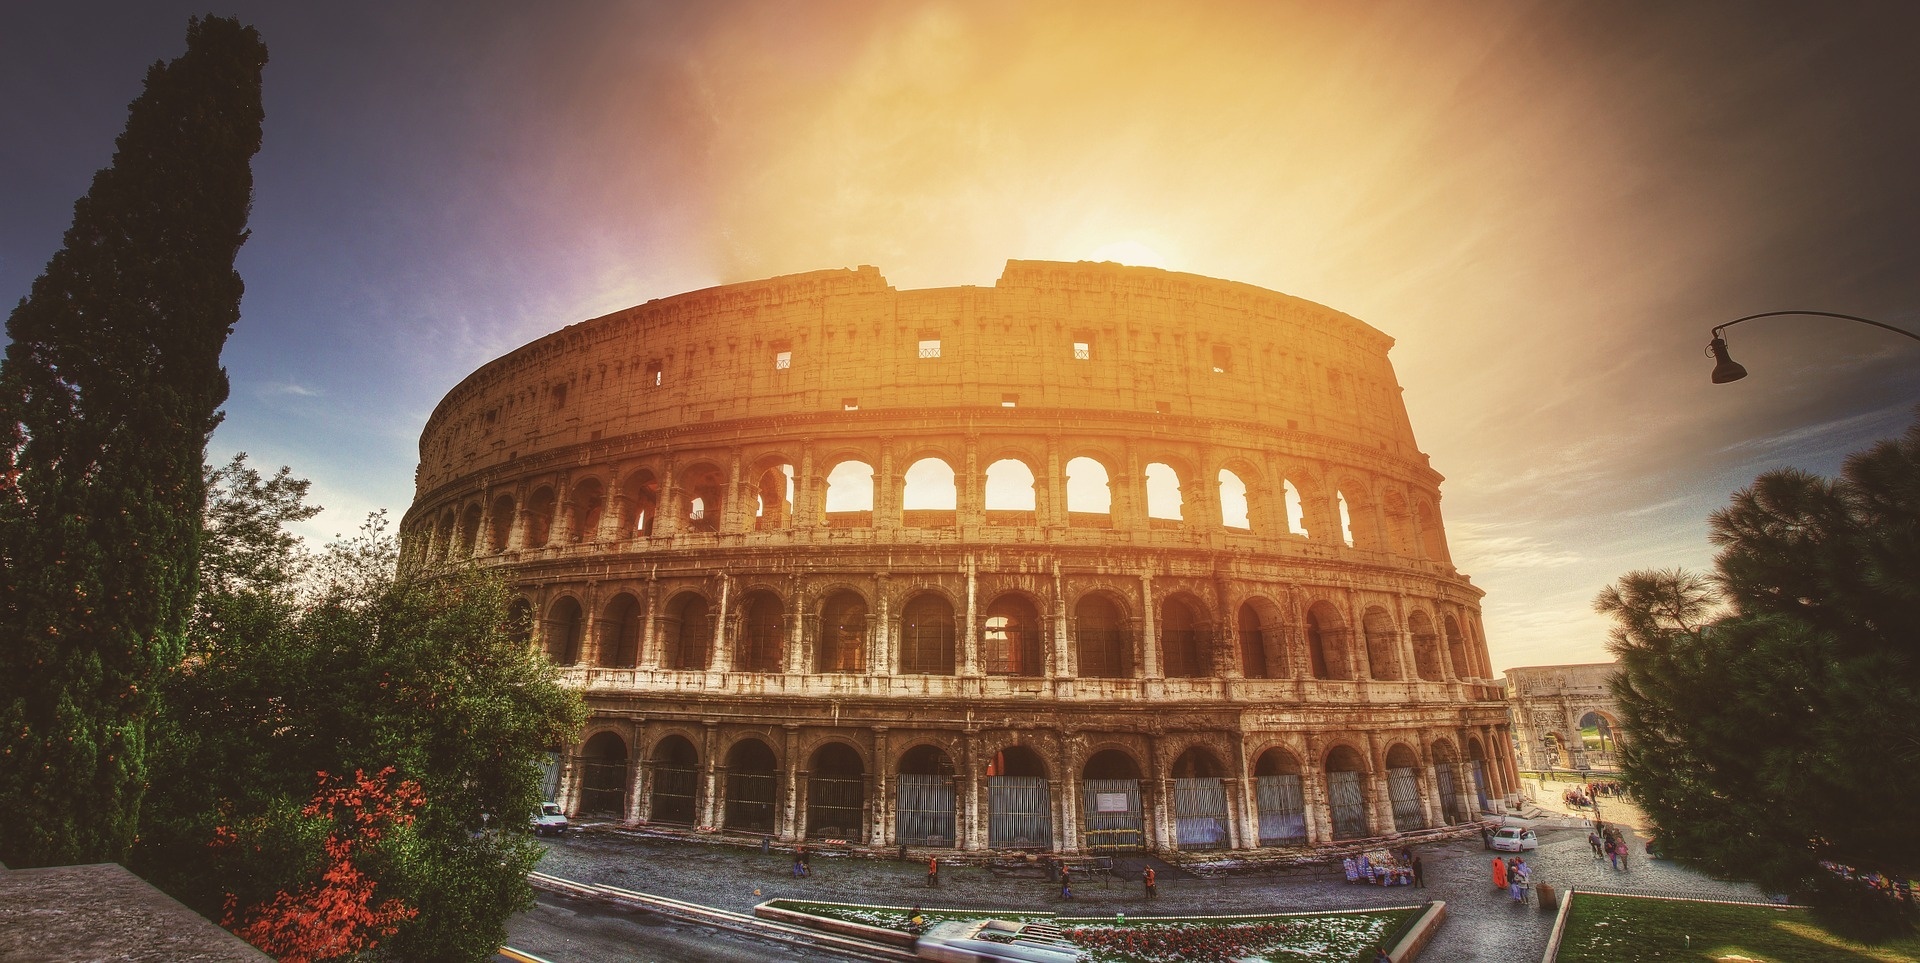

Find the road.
xmin=498 ymin=890 xmax=848 ymax=963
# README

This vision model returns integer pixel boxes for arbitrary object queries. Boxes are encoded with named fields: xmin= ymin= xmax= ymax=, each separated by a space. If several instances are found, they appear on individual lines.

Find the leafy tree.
xmin=1598 ymin=415 xmax=1920 ymax=937
xmin=0 ymin=16 xmax=267 ymax=868
xmin=138 ymin=509 xmax=588 ymax=961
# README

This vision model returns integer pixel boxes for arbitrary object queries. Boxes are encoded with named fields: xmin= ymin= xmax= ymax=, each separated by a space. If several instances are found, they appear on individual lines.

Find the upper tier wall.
xmin=415 ymin=261 xmax=1425 ymax=495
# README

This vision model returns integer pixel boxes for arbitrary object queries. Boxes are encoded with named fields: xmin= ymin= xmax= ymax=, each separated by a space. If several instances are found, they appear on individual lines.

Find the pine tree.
xmin=0 ymin=16 xmax=266 ymax=867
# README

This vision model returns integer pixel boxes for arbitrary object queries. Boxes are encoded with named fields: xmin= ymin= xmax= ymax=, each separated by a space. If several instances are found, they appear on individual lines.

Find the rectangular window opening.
xmin=918 ymin=338 xmax=942 ymax=359
xmin=1211 ymin=344 xmax=1233 ymax=374
xmin=647 ymin=360 xmax=664 ymax=387
xmin=1001 ymin=393 xmax=1018 ymax=408
xmin=1073 ymin=341 xmax=1091 ymax=360
xmin=843 ymin=398 xmax=859 ymax=411
xmin=1155 ymin=401 xmax=1172 ymax=414
xmin=774 ymin=350 xmax=792 ymax=370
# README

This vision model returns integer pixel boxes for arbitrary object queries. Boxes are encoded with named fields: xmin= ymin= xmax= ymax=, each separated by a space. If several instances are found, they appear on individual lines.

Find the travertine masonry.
xmin=403 ymin=260 xmax=1519 ymax=854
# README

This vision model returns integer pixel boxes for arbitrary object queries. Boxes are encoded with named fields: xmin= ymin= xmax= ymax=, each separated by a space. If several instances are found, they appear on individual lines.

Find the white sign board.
xmin=1095 ymin=792 xmax=1131 ymax=814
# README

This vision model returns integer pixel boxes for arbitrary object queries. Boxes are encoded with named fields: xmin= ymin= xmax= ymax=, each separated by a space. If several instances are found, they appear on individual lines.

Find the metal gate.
xmin=807 ymin=775 xmax=865 ymax=841
xmin=1388 ymin=767 xmax=1425 ymax=831
xmin=579 ymin=758 xmax=628 ymax=815
xmin=725 ymin=771 xmax=777 ymax=833
xmin=1080 ymin=779 xmax=1144 ymax=852
xmin=896 ymin=774 xmax=955 ymax=847
xmin=987 ymin=776 xmax=1052 ymax=849
xmin=1471 ymin=760 xmax=1489 ymax=812
xmin=650 ymin=765 xmax=698 ymax=825
xmin=1173 ymin=777 xmax=1230 ymax=849
xmin=1255 ymin=774 xmax=1307 ymax=846
xmin=1328 ymin=770 xmax=1368 ymax=839
xmin=1436 ymin=764 xmax=1461 ymax=824
xmin=540 ymin=751 xmax=562 ymax=802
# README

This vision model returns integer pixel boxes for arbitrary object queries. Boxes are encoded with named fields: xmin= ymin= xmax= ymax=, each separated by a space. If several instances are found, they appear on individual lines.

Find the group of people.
xmin=1588 ymin=824 xmax=1632 ymax=870
xmin=1492 ymin=854 xmax=1531 ymax=901
xmin=1341 ymin=847 xmax=1424 ymax=887
xmin=1820 ymin=860 xmax=1916 ymax=904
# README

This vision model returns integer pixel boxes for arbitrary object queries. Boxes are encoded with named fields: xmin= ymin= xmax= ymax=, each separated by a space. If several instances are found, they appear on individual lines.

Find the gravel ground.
xmin=529 ymin=813 xmax=1766 ymax=961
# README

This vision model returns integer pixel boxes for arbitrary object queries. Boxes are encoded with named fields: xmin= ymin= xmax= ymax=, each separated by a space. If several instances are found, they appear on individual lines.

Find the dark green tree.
xmin=1598 ymin=415 xmax=1920 ymax=936
xmin=0 ymin=16 xmax=267 ymax=868
xmin=137 ymin=508 xmax=587 ymax=961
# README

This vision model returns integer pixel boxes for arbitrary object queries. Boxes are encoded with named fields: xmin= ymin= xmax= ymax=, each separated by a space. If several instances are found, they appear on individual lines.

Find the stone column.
xmin=600 ymin=473 xmax=626 ymax=541
xmin=960 ymin=434 xmax=982 ymax=530
xmin=1365 ymin=731 xmax=1393 ymax=836
xmin=1302 ymin=731 xmax=1330 ymax=845
xmin=577 ymin=582 xmax=600 ymax=667
xmin=781 ymin=724 xmax=801 ymax=841
xmin=1122 ymin=445 xmax=1145 ymax=531
xmin=796 ymin=442 xmax=817 ymax=530
xmin=476 ymin=488 xmax=497 ymax=556
xmin=787 ymin=576 xmax=807 ymax=675
xmin=878 ymin=440 xmax=899 ymax=531
xmin=506 ymin=484 xmax=529 ymax=552
xmin=1049 ymin=562 xmax=1069 ymax=681
xmin=722 ymin=448 xmax=745 ymax=534
xmin=961 ymin=732 xmax=983 ymax=851
xmin=1418 ymin=743 xmax=1444 ymax=828
xmin=699 ymin=722 xmax=719 ymax=828
xmin=872 ymin=573 xmax=892 ymax=677
xmin=962 ymin=555 xmax=980 ymax=676
xmin=557 ymin=751 xmax=581 ymax=815
xmin=1139 ymin=569 xmax=1161 ymax=680
xmin=1043 ymin=436 xmax=1064 ymax=528
xmin=1232 ymin=736 xmax=1259 ymax=849
xmin=709 ymin=573 xmax=733 ymax=673
xmin=1145 ymin=735 xmax=1168 ymax=852
xmin=871 ymin=726 xmax=891 ymax=846
xmin=1058 ymin=733 xmax=1082 ymax=853
xmin=626 ymin=734 xmax=646 ymax=824
xmin=641 ymin=576 xmax=662 ymax=669
xmin=656 ymin=456 xmax=681 ymax=536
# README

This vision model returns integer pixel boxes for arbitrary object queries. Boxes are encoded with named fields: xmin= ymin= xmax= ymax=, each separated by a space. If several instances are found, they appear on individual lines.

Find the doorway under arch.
xmin=896 ymin=745 xmax=956 ymax=847
xmin=648 ymin=735 xmax=699 ymax=826
xmin=986 ymin=746 xmax=1051 ymax=849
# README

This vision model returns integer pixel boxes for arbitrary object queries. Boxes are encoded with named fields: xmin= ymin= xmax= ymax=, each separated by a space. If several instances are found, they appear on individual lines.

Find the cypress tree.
xmin=0 ymin=16 xmax=266 ymax=867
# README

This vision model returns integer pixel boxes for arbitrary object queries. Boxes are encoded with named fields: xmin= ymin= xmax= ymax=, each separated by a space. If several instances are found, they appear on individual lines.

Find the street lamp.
xmin=1708 ymin=310 xmax=1920 ymax=384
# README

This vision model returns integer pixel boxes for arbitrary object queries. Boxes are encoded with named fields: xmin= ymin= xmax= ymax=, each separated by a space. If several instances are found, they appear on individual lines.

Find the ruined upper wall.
xmin=416 ymin=261 xmax=1424 ymax=494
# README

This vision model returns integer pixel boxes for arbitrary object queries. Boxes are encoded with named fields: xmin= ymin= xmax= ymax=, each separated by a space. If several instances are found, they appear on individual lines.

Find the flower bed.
xmin=763 ymin=899 xmax=1418 ymax=962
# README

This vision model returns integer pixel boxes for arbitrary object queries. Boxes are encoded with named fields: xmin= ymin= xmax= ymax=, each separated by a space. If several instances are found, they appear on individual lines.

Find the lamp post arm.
xmin=1712 ymin=310 xmax=1920 ymax=343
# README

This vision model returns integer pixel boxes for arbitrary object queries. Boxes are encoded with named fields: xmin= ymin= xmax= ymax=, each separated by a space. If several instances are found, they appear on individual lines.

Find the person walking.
xmin=792 ymin=845 xmax=809 ymax=878
xmin=927 ymin=855 xmax=940 ymax=887
xmin=1143 ymin=865 xmax=1157 ymax=899
xmin=1509 ymin=857 xmax=1531 ymax=902
xmin=1492 ymin=856 xmax=1508 ymax=890
xmin=1588 ymin=831 xmax=1604 ymax=858
xmin=1614 ymin=837 xmax=1630 ymax=871
xmin=1411 ymin=854 xmax=1425 ymax=888
xmin=1059 ymin=864 xmax=1074 ymax=901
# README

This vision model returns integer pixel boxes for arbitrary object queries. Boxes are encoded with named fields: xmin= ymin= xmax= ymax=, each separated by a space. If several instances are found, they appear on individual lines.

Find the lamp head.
xmin=1708 ymin=335 xmax=1747 ymax=384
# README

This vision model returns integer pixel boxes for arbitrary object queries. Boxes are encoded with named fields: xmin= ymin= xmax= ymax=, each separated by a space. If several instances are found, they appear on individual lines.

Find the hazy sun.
xmin=1088 ymin=240 xmax=1170 ymax=268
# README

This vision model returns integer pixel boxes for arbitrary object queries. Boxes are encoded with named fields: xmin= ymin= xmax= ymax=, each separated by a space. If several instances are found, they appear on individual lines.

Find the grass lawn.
xmin=1558 ymin=893 xmax=1920 ymax=962
xmin=766 ymin=899 xmax=1420 ymax=962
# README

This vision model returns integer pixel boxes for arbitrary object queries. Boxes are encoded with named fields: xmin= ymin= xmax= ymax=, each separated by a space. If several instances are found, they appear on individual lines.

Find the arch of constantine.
xmin=402 ymin=260 xmax=1520 ymax=855
xmin=1505 ymin=663 xmax=1625 ymax=774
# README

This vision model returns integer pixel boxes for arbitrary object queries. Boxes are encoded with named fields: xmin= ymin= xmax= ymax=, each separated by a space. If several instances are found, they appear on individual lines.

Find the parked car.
xmin=530 ymin=802 xmax=569 ymax=837
xmin=1490 ymin=827 xmax=1538 ymax=852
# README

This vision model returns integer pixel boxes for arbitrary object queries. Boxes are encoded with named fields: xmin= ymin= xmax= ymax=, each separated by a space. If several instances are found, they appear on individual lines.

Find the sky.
xmin=4 ymin=1 xmax=1916 ymax=673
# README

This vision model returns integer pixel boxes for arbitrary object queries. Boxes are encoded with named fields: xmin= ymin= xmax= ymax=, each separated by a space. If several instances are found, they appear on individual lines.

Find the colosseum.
xmin=404 ymin=260 xmax=1521 ymax=857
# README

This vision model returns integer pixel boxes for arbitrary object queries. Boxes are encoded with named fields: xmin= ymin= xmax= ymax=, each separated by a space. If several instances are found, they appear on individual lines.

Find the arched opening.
xmin=1416 ymin=500 xmax=1449 ymax=562
xmin=822 ymin=459 xmax=875 ymax=528
xmin=544 ymin=597 xmax=583 ymax=664
xmin=985 ymin=746 xmax=1051 ymax=849
xmin=1254 ymin=749 xmax=1307 ymax=847
xmin=1467 ymin=738 xmax=1492 ymax=812
xmin=1362 ymin=606 xmax=1402 ymax=681
xmin=1074 ymin=594 xmax=1131 ymax=679
xmin=1386 ymin=744 xmax=1426 ymax=831
xmin=1065 ymin=456 xmax=1112 ymax=528
xmin=982 ymin=595 xmax=1042 ymax=677
xmin=1237 ymin=599 xmax=1286 ymax=679
xmin=1306 ymin=602 xmax=1349 ymax=681
xmin=681 ymin=464 xmax=725 ymax=533
xmin=901 ymin=457 xmax=957 ymax=529
xmin=723 ymin=739 xmax=778 ymax=834
xmin=508 ymin=598 xmax=534 ymax=649
xmin=648 ymin=735 xmax=700 ymax=825
xmin=1335 ymin=490 xmax=1355 ymax=547
xmin=1432 ymin=740 xmax=1465 ymax=825
xmin=753 ymin=463 xmax=794 ymax=531
xmin=1144 ymin=462 xmax=1183 ymax=522
xmin=1444 ymin=615 xmax=1472 ymax=681
xmin=578 ymin=731 xmax=628 ymax=816
xmin=524 ymin=486 xmax=556 ymax=548
xmin=1218 ymin=469 xmax=1251 ymax=530
xmin=896 ymin=745 xmax=956 ymax=847
xmin=1409 ymin=611 xmax=1443 ymax=681
xmin=459 ymin=504 xmax=482 ymax=556
xmin=1159 ymin=595 xmax=1211 ymax=679
xmin=489 ymin=493 xmax=515 ymax=551
xmin=662 ymin=593 xmax=711 ymax=671
xmin=1081 ymin=749 xmax=1145 ymax=853
xmin=898 ymin=593 xmax=955 ymax=675
xmin=1325 ymin=745 xmax=1371 ymax=840
xmin=1543 ymin=732 xmax=1569 ymax=769
xmin=806 ymin=743 xmax=866 ymax=842
xmin=816 ymin=590 xmax=868 ymax=673
xmin=620 ymin=469 xmax=660 ymax=537
xmin=1170 ymin=747 xmax=1230 ymax=850
xmin=1283 ymin=480 xmax=1306 ymax=536
xmin=1580 ymin=711 xmax=1620 ymax=766
xmin=569 ymin=477 xmax=605 ymax=542
xmin=435 ymin=510 xmax=455 ymax=560
xmin=983 ymin=458 xmax=1037 ymax=527
xmin=735 ymin=590 xmax=785 ymax=672
xmin=598 ymin=593 xmax=642 ymax=668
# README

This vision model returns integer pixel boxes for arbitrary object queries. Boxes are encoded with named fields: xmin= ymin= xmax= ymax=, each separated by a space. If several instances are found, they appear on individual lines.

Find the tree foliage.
xmin=0 ymin=16 xmax=266 ymax=868
xmin=1598 ymin=415 xmax=1920 ymax=934
xmin=138 ymin=506 xmax=588 ymax=961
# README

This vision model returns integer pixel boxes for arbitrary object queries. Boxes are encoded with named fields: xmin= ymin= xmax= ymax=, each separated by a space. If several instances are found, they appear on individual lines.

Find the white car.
xmin=530 ymin=802 xmax=569 ymax=837
xmin=1490 ymin=827 xmax=1538 ymax=852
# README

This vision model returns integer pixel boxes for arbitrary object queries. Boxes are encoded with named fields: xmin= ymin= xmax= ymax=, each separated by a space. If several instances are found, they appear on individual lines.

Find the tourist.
xmin=1588 ymin=831 xmax=1604 ymax=858
xmin=927 ymin=855 xmax=940 ymax=888
xmin=1492 ymin=856 xmax=1507 ymax=890
xmin=1060 ymin=864 xmax=1074 ymax=900
xmin=1411 ymin=854 xmax=1425 ymax=888
xmin=908 ymin=907 xmax=927 ymax=936
xmin=1509 ymin=857 xmax=1531 ymax=902
xmin=1614 ymin=837 xmax=1629 ymax=871
xmin=1480 ymin=824 xmax=1494 ymax=849
xmin=792 ymin=844 xmax=809 ymax=878
xmin=1143 ymin=865 xmax=1158 ymax=899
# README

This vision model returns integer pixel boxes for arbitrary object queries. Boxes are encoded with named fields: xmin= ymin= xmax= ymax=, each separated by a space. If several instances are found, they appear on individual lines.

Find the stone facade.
xmin=402 ymin=260 xmax=1519 ymax=855
xmin=1503 ymin=663 xmax=1624 ymax=774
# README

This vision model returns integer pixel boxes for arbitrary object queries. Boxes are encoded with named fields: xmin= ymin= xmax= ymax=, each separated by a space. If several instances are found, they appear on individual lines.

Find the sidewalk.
xmin=528 ymin=817 xmax=1764 ymax=960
